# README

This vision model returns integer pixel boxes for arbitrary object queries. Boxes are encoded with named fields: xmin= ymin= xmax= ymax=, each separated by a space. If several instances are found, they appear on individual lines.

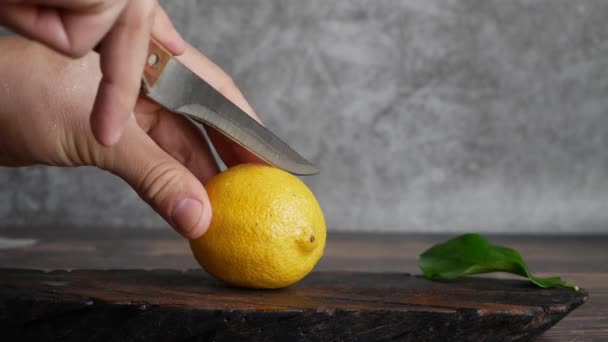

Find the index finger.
xmin=89 ymin=0 xmax=156 ymax=146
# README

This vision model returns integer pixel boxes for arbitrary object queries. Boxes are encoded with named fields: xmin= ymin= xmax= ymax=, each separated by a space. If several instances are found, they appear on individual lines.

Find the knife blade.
xmin=141 ymin=40 xmax=318 ymax=176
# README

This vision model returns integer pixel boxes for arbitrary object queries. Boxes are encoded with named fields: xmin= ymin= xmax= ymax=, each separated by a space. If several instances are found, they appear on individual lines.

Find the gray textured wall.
xmin=1 ymin=0 xmax=607 ymax=233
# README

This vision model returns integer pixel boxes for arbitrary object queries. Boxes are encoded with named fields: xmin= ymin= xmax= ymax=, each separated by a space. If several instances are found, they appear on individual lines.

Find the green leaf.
xmin=418 ymin=233 xmax=578 ymax=291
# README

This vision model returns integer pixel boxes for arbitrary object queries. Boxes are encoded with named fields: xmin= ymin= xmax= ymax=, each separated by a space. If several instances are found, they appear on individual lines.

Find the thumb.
xmin=105 ymin=119 xmax=212 ymax=239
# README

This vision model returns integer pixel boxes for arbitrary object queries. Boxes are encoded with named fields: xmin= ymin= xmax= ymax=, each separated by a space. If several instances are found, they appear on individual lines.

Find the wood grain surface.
xmin=0 ymin=269 xmax=587 ymax=342
xmin=0 ymin=226 xmax=606 ymax=341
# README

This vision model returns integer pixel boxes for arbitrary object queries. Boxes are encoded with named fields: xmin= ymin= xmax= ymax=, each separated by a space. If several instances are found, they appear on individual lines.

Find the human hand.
xmin=0 ymin=0 xmax=186 ymax=146
xmin=0 ymin=36 xmax=263 ymax=239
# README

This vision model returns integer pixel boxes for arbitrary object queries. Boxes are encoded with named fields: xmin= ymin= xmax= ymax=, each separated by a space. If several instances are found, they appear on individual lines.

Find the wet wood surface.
xmin=0 ymin=226 xmax=606 ymax=341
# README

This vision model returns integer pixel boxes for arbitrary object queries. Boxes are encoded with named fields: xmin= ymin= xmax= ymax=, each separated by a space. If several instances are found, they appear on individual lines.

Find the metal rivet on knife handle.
xmin=148 ymin=53 xmax=159 ymax=67
xmin=143 ymin=40 xmax=172 ymax=91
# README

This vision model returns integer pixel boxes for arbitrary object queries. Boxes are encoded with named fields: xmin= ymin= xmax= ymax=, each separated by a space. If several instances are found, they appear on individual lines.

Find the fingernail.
xmin=171 ymin=198 xmax=205 ymax=239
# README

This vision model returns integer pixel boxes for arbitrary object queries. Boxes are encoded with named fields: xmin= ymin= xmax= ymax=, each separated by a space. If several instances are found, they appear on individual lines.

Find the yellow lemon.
xmin=189 ymin=164 xmax=326 ymax=289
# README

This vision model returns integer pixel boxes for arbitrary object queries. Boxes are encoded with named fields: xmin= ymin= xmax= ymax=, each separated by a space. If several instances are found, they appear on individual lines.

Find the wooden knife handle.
xmin=142 ymin=39 xmax=173 ymax=91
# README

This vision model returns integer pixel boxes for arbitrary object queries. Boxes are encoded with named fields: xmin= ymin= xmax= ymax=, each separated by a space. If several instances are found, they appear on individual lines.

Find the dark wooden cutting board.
xmin=0 ymin=269 xmax=587 ymax=341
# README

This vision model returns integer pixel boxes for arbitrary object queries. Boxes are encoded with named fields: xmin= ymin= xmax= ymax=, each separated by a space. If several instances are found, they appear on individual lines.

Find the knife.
xmin=141 ymin=40 xmax=319 ymax=176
